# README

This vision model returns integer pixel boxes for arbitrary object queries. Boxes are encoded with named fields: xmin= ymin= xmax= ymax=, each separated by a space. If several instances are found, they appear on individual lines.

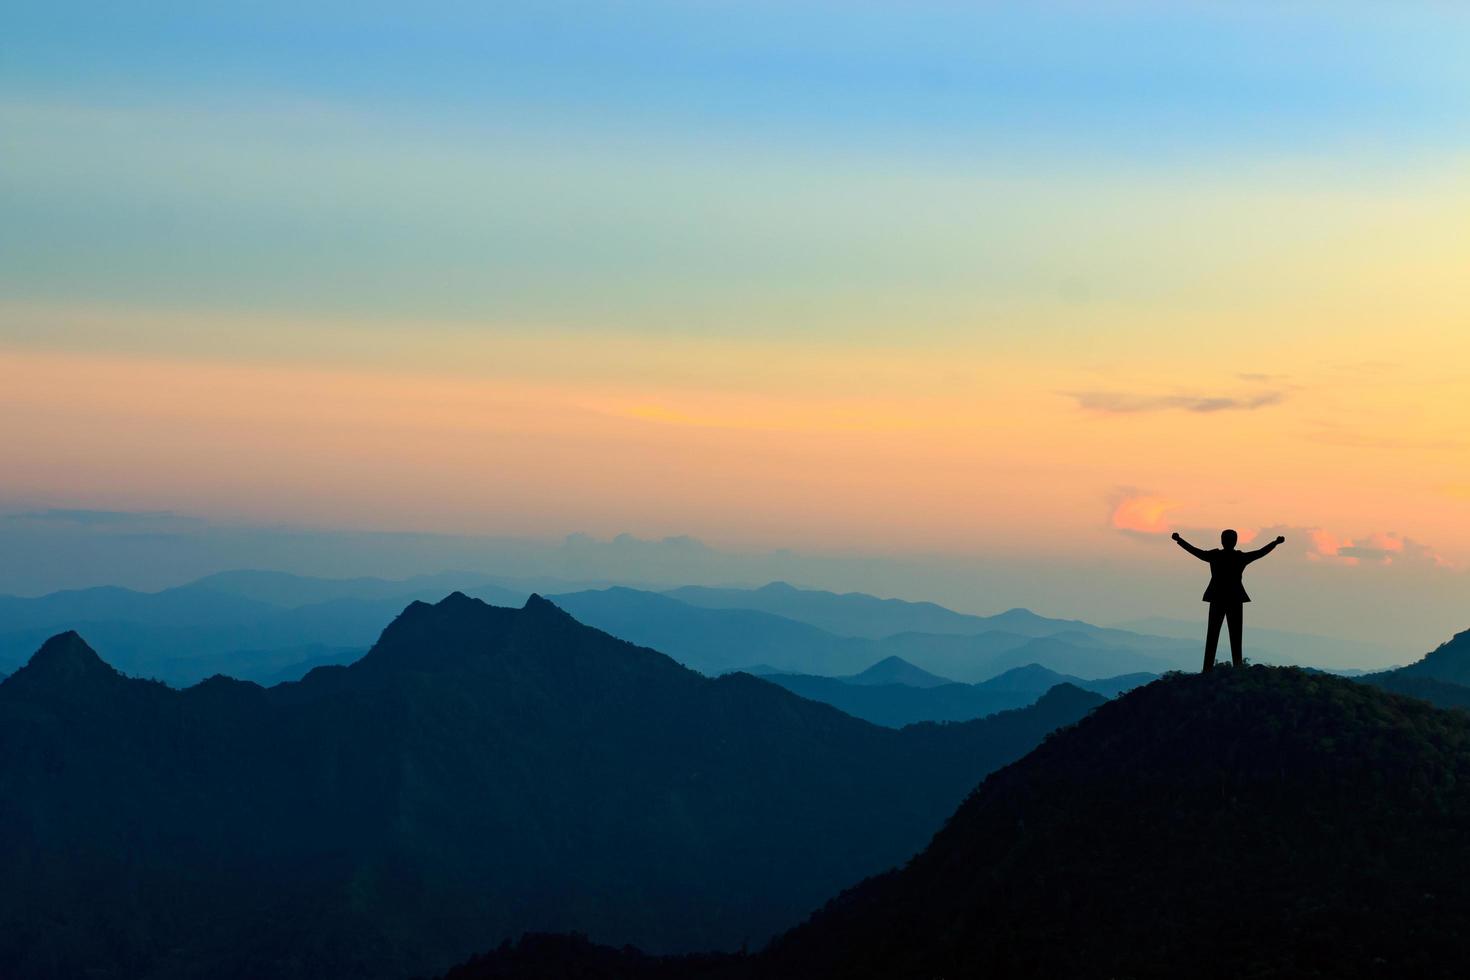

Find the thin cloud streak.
xmin=1069 ymin=390 xmax=1286 ymax=414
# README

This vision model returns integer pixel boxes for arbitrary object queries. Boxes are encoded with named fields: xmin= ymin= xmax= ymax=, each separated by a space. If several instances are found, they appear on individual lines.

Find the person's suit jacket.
xmin=1202 ymin=549 xmax=1252 ymax=604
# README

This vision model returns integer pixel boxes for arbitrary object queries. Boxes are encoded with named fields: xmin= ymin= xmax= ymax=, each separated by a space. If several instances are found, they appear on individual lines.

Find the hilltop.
xmin=449 ymin=665 xmax=1470 ymax=979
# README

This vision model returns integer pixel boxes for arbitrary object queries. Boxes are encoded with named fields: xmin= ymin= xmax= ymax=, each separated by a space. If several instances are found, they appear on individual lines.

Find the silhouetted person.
xmin=1171 ymin=529 xmax=1285 ymax=672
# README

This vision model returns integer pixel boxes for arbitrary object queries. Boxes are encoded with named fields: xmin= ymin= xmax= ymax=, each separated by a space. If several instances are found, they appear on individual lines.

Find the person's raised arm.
xmin=1171 ymin=532 xmax=1210 ymax=561
xmin=1245 ymin=535 xmax=1287 ymax=563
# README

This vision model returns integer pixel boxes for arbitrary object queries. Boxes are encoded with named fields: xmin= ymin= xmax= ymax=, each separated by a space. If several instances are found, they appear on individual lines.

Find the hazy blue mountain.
xmin=549 ymin=587 xmax=875 ymax=675
xmin=1076 ymin=670 xmax=1158 ymax=698
xmin=840 ymin=656 xmax=952 ymax=688
xmin=974 ymin=661 xmax=1082 ymax=693
xmin=729 ymin=663 xmax=791 ymax=677
xmin=0 ymin=574 xmax=525 ymax=683
xmin=0 ymin=583 xmax=278 ymax=631
xmin=0 ymin=595 xmax=1102 ymax=979
xmin=666 ymin=582 xmax=1189 ymax=653
xmin=761 ymin=675 xmax=1023 ymax=728
xmin=554 ymin=587 xmax=1187 ymax=681
xmin=0 ymin=595 xmax=407 ymax=684
xmin=664 ymin=581 xmax=999 ymax=639
xmin=450 ymin=666 xmax=1470 ymax=979
xmin=243 ymin=644 xmax=368 ymax=685
xmin=765 ymin=662 xmax=1154 ymax=727
xmin=0 ymin=575 xmax=1194 ymax=685
xmin=188 ymin=568 xmax=529 ymax=608
xmin=871 ymin=630 xmax=1180 ymax=682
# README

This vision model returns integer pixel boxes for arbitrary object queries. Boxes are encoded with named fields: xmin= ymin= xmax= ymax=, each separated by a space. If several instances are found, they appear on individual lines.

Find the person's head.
xmin=1221 ymin=529 xmax=1238 ymax=550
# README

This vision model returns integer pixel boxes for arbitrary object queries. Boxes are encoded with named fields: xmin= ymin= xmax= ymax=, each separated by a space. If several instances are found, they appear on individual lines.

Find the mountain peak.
xmin=522 ymin=592 xmax=572 ymax=619
xmin=10 ymin=631 xmax=120 ymax=689
xmin=1028 ymin=680 xmax=1102 ymax=713
xmin=355 ymin=591 xmax=602 ymax=677
xmin=846 ymin=655 xmax=954 ymax=689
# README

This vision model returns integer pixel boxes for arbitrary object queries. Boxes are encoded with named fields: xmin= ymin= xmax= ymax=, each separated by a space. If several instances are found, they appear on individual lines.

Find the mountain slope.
xmin=1388 ymin=628 xmax=1470 ymax=686
xmin=1359 ymin=629 xmax=1470 ymax=710
xmin=449 ymin=666 xmax=1470 ymax=979
xmin=760 ymin=666 xmax=1470 ymax=979
xmin=0 ymin=594 xmax=1101 ymax=980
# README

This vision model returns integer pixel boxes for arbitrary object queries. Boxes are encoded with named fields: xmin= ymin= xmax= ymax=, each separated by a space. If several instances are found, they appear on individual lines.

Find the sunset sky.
xmin=3 ymin=2 xmax=1468 ymax=656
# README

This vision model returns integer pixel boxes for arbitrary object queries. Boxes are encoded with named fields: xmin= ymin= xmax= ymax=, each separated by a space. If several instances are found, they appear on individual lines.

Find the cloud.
xmin=1069 ymin=390 xmax=1285 ymax=414
xmin=1308 ymin=528 xmax=1450 ymax=569
xmin=1109 ymin=492 xmax=1181 ymax=535
xmin=1121 ymin=513 xmax=1455 ymax=573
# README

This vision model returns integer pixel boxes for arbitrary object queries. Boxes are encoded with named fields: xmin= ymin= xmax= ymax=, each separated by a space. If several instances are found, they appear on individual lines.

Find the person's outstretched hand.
xmin=1275 ymin=535 xmax=1286 ymax=544
xmin=1171 ymin=532 xmax=1181 ymax=541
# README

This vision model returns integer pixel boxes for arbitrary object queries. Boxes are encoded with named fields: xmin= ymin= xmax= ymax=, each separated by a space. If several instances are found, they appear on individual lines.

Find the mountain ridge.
xmin=0 ymin=593 xmax=1102 ymax=979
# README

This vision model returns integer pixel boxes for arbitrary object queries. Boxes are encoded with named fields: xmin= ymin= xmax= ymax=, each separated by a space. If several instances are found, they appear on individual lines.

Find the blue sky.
xmin=3 ymin=2 xmax=1468 ymax=651
xmin=7 ymin=3 xmax=1467 ymax=146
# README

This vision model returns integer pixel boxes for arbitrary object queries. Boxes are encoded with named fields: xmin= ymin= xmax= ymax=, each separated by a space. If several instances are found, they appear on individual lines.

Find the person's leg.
xmin=1204 ymin=603 xmax=1224 ymax=672
xmin=1227 ymin=604 xmax=1244 ymax=667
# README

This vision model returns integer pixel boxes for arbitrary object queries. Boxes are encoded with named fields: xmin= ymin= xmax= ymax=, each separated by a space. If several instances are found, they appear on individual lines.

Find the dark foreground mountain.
xmin=447 ymin=666 xmax=1470 ymax=979
xmin=0 ymin=595 xmax=1101 ymax=980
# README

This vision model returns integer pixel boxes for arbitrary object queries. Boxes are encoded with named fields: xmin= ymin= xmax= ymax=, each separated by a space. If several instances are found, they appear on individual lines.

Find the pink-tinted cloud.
xmin=1311 ymin=529 xmax=1344 ymax=557
xmin=1110 ymin=492 xmax=1181 ymax=535
xmin=1308 ymin=528 xmax=1449 ymax=569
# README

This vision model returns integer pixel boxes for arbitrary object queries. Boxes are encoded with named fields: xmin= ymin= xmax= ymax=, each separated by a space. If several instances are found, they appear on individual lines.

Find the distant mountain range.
xmin=444 ymin=664 xmax=1470 ymax=979
xmin=555 ymin=586 xmax=1191 ymax=680
xmin=669 ymin=581 xmax=1182 ymax=646
xmin=0 ymin=573 xmax=1216 ymax=688
xmin=0 ymin=594 xmax=1102 ymax=979
xmin=0 ymin=571 xmax=531 ymax=683
xmin=756 ymin=660 xmax=1155 ymax=727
